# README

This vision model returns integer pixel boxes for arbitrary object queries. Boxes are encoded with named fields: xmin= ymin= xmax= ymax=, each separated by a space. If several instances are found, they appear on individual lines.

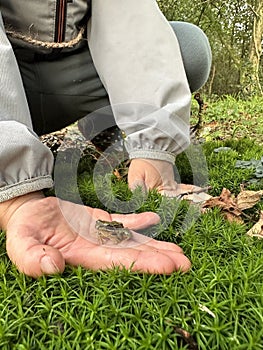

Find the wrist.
xmin=0 ymin=191 xmax=45 ymax=230
xmin=130 ymin=158 xmax=173 ymax=168
xmin=128 ymin=150 xmax=176 ymax=164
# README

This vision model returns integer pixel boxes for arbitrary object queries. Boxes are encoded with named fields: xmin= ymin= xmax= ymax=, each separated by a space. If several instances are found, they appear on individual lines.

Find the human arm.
xmin=87 ymin=0 xmax=192 ymax=194
xmin=0 ymin=13 xmax=54 ymax=202
xmin=0 ymin=12 xmax=191 ymax=276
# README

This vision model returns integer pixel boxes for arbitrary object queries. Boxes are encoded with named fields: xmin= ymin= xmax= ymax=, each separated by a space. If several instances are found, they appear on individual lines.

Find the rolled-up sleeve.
xmin=0 ymin=122 xmax=54 ymax=202
xmin=0 ymin=13 xmax=53 ymax=202
xmin=88 ymin=0 xmax=191 ymax=163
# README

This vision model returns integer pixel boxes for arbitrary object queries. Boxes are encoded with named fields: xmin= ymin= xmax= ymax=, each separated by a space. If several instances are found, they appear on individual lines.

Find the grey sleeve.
xmin=0 ymin=13 xmax=53 ymax=202
xmin=88 ymin=0 xmax=191 ymax=163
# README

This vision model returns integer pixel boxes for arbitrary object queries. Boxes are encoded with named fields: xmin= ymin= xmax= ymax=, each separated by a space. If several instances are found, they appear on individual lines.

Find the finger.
xmin=85 ymin=207 xmax=160 ymax=231
xmin=142 ymin=238 xmax=184 ymax=253
xmin=140 ymin=239 xmax=190 ymax=270
xmin=114 ymin=231 xmax=184 ymax=253
xmin=6 ymin=231 xmax=65 ymax=277
xmin=159 ymin=183 xmax=205 ymax=197
xmin=117 ymin=235 xmax=187 ymax=264
xmin=64 ymin=236 xmax=191 ymax=274
xmin=160 ymin=189 xmax=183 ymax=197
xmin=110 ymin=212 xmax=160 ymax=230
xmin=128 ymin=250 xmax=191 ymax=273
xmin=176 ymin=184 xmax=204 ymax=193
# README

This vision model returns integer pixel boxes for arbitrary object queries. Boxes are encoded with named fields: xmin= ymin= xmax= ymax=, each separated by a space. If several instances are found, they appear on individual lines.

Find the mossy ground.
xmin=1 ymin=96 xmax=262 ymax=349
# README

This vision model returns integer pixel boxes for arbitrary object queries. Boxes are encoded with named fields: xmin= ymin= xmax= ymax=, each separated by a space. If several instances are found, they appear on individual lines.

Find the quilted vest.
xmin=0 ymin=0 xmax=90 ymax=53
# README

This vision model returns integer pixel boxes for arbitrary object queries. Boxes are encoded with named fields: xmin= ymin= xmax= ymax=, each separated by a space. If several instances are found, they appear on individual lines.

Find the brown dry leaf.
xmin=173 ymin=327 xmax=198 ymax=350
xmin=113 ymin=160 xmax=130 ymax=181
xmin=236 ymin=190 xmax=263 ymax=210
xmin=202 ymin=188 xmax=243 ymax=223
xmin=206 ymin=120 xmax=219 ymax=128
xmin=224 ymin=211 xmax=244 ymax=224
xmin=113 ymin=168 xmax=122 ymax=180
xmin=246 ymin=211 xmax=263 ymax=238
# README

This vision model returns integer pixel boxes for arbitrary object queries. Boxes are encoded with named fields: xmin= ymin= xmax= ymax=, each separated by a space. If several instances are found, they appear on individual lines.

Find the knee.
xmin=170 ymin=21 xmax=212 ymax=92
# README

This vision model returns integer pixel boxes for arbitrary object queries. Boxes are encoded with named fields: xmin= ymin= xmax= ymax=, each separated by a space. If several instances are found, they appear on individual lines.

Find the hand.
xmin=0 ymin=192 xmax=191 ymax=277
xmin=128 ymin=158 xmax=202 ymax=197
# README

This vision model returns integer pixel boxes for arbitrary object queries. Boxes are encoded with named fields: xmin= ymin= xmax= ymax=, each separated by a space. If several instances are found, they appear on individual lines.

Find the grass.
xmin=191 ymin=95 xmax=263 ymax=145
xmin=1 ymin=96 xmax=263 ymax=349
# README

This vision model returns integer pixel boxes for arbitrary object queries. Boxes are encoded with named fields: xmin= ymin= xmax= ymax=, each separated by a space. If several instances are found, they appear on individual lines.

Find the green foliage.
xmin=236 ymin=157 xmax=263 ymax=179
xmin=191 ymin=95 xmax=263 ymax=145
xmin=1 ymin=96 xmax=263 ymax=349
xmin=1 ymin=206 xmax=263 ymax=349
xmin=157 ymin=0 xmax=263 ymax=96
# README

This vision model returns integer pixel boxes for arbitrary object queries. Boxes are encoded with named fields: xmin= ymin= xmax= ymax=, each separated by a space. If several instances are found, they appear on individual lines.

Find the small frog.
xmin=95 ymin=219 xmax=132 ymax=244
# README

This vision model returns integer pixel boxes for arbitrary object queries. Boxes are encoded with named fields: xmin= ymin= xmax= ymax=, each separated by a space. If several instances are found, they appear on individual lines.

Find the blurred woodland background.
xmin=158 ymin=0 xmax=263 ymax=97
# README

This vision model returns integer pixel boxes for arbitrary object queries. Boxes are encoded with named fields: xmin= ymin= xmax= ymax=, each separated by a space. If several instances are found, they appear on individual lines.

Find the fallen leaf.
xmin=113 ymin=160 xmax=130 ymax=180
xmin=173 ymin=327 xmax=198 ymax=350
xmin=236 ymin=189 xmax=263 ymax=210
xmin=246 ymin=211 xmax=263 ymax=238
xmin=202 ymin=188 xmax=243 ymax=223
xmin=165 ymin=319 xmax=198 ymax=350
xmin=224 ymin=211 xmax=244 ymax=224
xmin=113 ymin=168 xmax=122 ymax=180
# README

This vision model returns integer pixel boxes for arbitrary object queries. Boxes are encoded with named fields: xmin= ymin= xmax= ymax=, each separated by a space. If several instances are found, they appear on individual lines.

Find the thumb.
xmin=7 ymin=236 xmax=65 ymax=277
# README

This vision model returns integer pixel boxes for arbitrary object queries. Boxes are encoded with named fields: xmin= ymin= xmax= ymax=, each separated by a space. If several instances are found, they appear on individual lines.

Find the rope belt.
xmin=6 ymin=27 xmax=85 ymax=49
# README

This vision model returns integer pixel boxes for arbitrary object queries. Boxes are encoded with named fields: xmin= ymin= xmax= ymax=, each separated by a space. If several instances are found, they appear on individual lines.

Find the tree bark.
xmin=248 ymin=0 xmax=263 ymax=95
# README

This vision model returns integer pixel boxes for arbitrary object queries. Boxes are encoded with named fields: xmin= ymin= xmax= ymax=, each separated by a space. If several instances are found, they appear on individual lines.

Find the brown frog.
xmin=95 ymin=219 xmax=132 ymax=245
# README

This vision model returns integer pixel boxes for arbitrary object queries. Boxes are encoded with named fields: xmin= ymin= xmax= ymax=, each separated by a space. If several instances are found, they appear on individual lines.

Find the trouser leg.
xmin=170 ymin=21 xmax=212 ymax=92
xmin=14 ymin=44 xmax=110 ymax=135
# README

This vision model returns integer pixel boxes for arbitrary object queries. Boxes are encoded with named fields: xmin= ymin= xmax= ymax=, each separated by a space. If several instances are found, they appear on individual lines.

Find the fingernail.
xmin=40 ymin=255 xmax=60 ymax=274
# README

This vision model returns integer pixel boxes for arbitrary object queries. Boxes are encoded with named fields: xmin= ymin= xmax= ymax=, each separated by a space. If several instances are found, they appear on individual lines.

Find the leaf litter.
xmin=201 ymin=187 xmax=263 ymax=236
xmin=246 ymin=211 xmax=263 ymax=238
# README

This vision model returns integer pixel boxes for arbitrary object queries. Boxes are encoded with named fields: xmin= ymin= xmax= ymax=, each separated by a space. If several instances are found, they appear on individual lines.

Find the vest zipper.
xmin=54 ymin=0 xmax=68 ymax=43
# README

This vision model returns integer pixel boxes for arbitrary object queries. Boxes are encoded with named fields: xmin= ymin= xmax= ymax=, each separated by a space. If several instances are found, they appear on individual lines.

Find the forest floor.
xmin=0 ymin=95 xmax=263 ymax=350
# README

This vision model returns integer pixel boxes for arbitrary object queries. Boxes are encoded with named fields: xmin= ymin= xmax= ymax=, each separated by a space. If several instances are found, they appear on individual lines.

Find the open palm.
xmin=4 ymin=194 xmax=191 ymax=277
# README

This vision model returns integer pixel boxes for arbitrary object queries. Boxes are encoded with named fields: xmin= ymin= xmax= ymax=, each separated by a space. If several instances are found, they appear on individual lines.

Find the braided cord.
xmin=6 ymin=27 xmax=85 ymax=49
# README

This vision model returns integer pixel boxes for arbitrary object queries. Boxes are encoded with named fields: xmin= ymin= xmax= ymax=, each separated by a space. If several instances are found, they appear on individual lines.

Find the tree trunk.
xmin=248 ymin=0 xmax=263 ymax=95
